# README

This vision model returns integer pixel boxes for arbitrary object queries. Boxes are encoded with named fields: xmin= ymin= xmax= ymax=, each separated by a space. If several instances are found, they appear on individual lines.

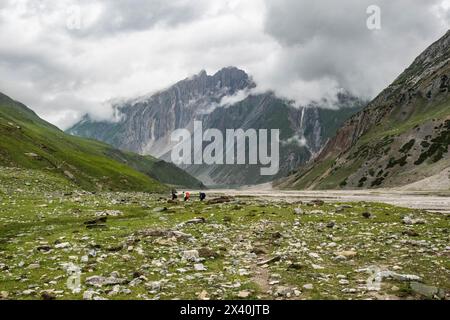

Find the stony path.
xmin=252 ymin=262 xmax=270 ymax=296
xmin=208 ymin=189 xmax=450 ymax=213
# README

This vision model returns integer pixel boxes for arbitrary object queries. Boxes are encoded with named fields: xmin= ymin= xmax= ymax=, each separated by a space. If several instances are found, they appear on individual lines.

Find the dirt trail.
xmin=252 ymin=264 xmax=270 ymax=296
xmin=206 ymin=188 xmax=450 ymax=213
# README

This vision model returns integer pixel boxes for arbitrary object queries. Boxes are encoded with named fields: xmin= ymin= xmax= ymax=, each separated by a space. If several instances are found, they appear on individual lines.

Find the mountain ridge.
xmin=277 ymin=30 xmax=450 ymax=190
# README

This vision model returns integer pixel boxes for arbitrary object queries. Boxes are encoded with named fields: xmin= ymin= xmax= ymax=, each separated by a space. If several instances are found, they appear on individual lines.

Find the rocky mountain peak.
xmin=158 ymin=67 xmax=253 ymax=105
xmin=212 ymin=66 xmax=252 ymax=85
xmin=197 ymin=69 xmax=208 ymax=78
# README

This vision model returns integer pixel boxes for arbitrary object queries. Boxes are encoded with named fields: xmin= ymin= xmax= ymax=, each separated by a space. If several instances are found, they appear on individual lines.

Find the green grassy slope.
xmin=0 ymin=93 xmax=202 ymax=191
xmin=105 ymin=149 xmax=205 ymax=189
xmin=287 ymin=97 xmax=450 ymax=190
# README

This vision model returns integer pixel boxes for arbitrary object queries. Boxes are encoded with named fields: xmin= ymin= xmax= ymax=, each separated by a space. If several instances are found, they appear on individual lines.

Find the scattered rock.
xmin=308 ymin=252 xmax=321 ymax=259
xmin=358 ymin=267 xmax=422 ymax=284
xmin=55 ymin=242 xmax=71 ymax=249
xmin=309 ymin=200 xmax=324 ymax=206
xmin=0 ymin=291 xmax=9 ymax=300
xmin=182 ymin=250 xmax=200 ymax=262
xmin=326 ymin=221 xmax=336 ymax=228
xmin=198 ymin=290 xmax=209 ymax=300
xmin=207 ymin=196 xmax=233 ymax=205
xmin=83 ymin=290 xmax=97 ymax=300
xmin=84 ymin=216 xmax=107 ymax=226
xmin=390 ymin=273 xmax=421 ymax=282
xmin=198 ymin=247 xmax=219 ymax=258
xmin=237 ymin=290 xmax=251 ymax=299
xmin=41 ymin=291 xmax=56 ymax=300
xmin=311 ymin=264 xmax=324 ymax=270
xmin=185 ymin=217 xmax=206 ymax=225
xmin=257 ymin=256 xmax=281 ymax=266
xmin=410 ymin=282 xmax=445 ymax=299
xmin=334 ymin=250 xmax=357 ymax=258
xmin=64 ymin=171 xmax=75 ymax=180
xmin=287 ymin=262 xmax=304 ymax=270
xmin=146 ymin=281 xmax=162 ymax=292
xmin=107 ymin=245 xmax=124 ymax=252
xmin=22 ymin=289 xmax=36 ymax=296
xmin=85 ymin=276 xmax=126 ymax=287
xmin=138 ymin=229 xmax=193 ymax=241
xmin=251 ymin=246 xmax=268 ymax=255
xmin=403 ymin=216 xmax=426 ymax=225
xmin=271 ymin=232 xmax=282 ymax=239
xmin=95 ymin=210 xmax=122 ymax=217
xmin=86 ymin=224 xmax=107 ymax=230
xmin=194 ymin=263 xmax=207 ymax=271
xmin=402 ymin=229 xmax=419 ymax=237
xmin=274 ymin=286 xmax=295 ymax=297
xmin=36 ymin=245 xmax=52 ymax=252
xmin=24 ymin=152 xmax=40 ymax=159
xmin=362 ymin=212 xmax=372 ymax=219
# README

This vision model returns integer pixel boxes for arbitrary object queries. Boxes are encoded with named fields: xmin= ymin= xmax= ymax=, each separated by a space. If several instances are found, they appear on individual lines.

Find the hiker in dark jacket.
xmin=171 ymin=189 xmax=178 ymax=201
xmin=199 ymin=192 xmax=206 ymax=202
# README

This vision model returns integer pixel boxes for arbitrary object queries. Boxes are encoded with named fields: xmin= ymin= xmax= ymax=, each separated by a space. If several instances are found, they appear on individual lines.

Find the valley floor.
xmin=209 ymin=187 xmax=450 ymax=213
xmin=0 ymin=168 xmax=449 ymax=300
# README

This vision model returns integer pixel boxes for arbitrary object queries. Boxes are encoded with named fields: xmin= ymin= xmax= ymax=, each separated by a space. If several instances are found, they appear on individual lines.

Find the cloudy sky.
xmin=0 ymin=0 xmax=449 ymax=129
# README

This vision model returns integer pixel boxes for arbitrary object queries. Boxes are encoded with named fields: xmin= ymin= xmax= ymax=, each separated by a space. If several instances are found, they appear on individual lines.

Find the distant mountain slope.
xmin=0 ymin=92 xmax=203 ymax=191
xmin=277 ymin=30 xmax=450 ymax=190
xmin=68 ymin=67 xmax=365 ymax=186
xmin=177 ymin=92 xmax=365 ymax=186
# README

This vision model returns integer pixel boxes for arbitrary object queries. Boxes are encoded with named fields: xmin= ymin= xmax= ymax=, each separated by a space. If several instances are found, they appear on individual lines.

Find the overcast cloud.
xmin=0 ymin=0 xmax=448 ymax=129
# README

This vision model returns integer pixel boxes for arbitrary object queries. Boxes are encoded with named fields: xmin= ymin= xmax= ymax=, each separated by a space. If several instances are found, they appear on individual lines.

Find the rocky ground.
xmin=211 ymin=187 xmax=450 ymax=213
xmin=0 ymin=168 xmax=449 ymax=300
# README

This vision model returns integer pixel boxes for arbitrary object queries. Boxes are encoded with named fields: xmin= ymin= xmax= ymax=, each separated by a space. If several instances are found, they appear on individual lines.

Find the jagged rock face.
xmin=279 ymin=30 xmax=450 ymax=190
xmin=68 ymin=67 xmax=365 ymax=186
xmin=71 ymin=67 xmax=253 ymax=157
